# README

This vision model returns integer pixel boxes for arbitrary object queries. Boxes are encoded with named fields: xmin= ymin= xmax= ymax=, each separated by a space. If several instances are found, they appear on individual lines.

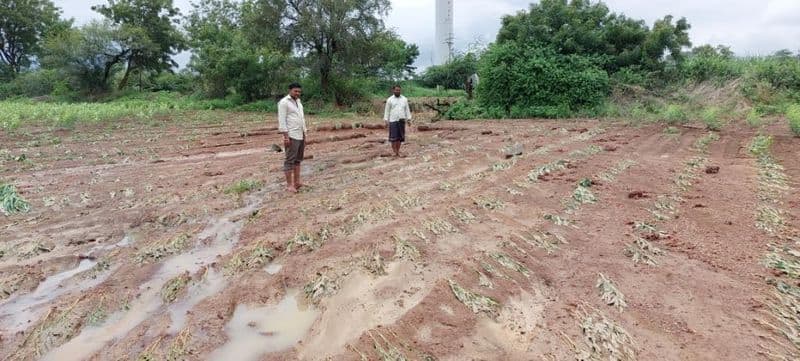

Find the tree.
xmin=92 ymin=0 xmax=186 ymax=90
xmin=279 ymin=0 xmax=395 ymax=103
xmin=186 ymin=0 xmax=294 ymax=100
xmin=418 ymin=53 xmax=478 ymax=89
xmin=0 ymin=0 xmax=70 ymax=76
xmin=42 ymin=20 xmax=124 ymax=93
xmin=496 ymin=0 xmax=691 ymax=73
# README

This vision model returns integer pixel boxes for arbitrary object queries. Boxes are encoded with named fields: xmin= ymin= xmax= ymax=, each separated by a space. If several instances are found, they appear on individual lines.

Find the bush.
xmin=0 ymin=70 xmax=66 ymax=99
xmin=787 ymin=104 xmax=800 ymax=136
xmin=701 ymin=106 xmax=723 ymax=130
xmin=151 ymin=72 xmax=196 ymax=93
xmin=746 ymin=109 xmax=762 ymax=128
xmin=661 ymin=104 xmax=688 ymax=124
xmin=682 ymin=55 xmax=744 ymax=83
xmin=477 ymin=43 xmax=609 ymax=118
xmin=417 ymin=53 xmax=478 ymax=90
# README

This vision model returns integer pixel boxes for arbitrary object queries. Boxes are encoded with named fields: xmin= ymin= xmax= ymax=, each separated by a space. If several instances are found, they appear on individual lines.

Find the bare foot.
xmin=287 ymin=186 xmax=298 ymax=193
xmin=295 ymin=183 xmax=305 ymax=189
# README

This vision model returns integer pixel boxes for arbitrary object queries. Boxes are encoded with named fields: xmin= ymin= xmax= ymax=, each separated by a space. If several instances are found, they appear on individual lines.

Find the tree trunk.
xmin=118 ymin=62 xmax=133 ymax=90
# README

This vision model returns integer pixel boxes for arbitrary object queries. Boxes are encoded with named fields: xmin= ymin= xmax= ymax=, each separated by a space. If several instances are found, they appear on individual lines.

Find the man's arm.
xmin=383 ymin=98 xmax=391 ymax=123
xmin=277 ymin=100 xmax=290 ymax=146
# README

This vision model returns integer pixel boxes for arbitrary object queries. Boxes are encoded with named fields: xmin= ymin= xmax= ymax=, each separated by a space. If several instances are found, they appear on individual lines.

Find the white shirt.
xmin=278 ymin=95 xmax=307 ymax=140
xmin=383 ymin=95 xmax=412 ymax=123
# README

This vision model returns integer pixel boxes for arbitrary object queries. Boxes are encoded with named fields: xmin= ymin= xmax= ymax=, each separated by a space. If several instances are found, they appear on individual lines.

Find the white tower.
xmin=435 ymin=0 xmax=454 ymax=65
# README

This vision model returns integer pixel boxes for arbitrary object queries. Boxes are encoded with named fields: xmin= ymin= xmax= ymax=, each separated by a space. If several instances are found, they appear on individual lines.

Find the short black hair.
xmin=392 ymin=84 xmax=401 ymax=89
xmin=288 ymin=82 xmax=302 ymax=90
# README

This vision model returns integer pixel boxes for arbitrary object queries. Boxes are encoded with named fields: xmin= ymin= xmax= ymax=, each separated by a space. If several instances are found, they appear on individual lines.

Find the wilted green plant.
xmin=225 ymin=242 xmax=274 ymax=275
xmin=0 ymin=183 xmax=30 ymax=215
xmin=597 ymin=273 xmax=627 ymax=312
xmin=544 ymin=214 xmax=575 ymax=227
xmin=624 ymin=237 xmax=663 ymax=266
xmin=393 ymin=235 xmax=420 ymax=262
xmin=448 ymin=279 xmax=500 ymax=317
xmin=516 ymin=230 xmax=567 ymax=254
xmin=161 ymin=272 xmax=191 ymax=303
xmin=765 ymin=246 xmax=800 ymax=278
xmin=136 ymin=233 xmax=192 ymax=264
xmin=287 ymin=226 xmax=332 ymax=253
xmin=749 ymin=135 xmax=773 ymax=157
xmin=490 ymin=252 xmax=530 ymax=277
xmin=756 ymin=206 xmax=786 ymax=235
xmin=529 ymin=160 xmax=569 ymax=181
xmin=304 ymin=273 xmax=339 ymax=304
xmin=574 ymin=306 xmax=636 ymax=361
xmin=423 ymin=217 xmax=457 ymax=235
xmin=450 ymin=207 xmax=477 ymax=224
xmin=473 ymin=196 xmax=505 ymax=210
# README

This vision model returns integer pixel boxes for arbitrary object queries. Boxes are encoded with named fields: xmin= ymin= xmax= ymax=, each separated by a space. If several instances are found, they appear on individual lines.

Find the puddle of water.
xmin=43 ymin=192 xmax=267 ymax=361
xmin=264 ymin=263 xmax=283 ymax=275
xmin=208 ymin=290 xmax=319 ymax=361
xmin=167 ymin=270 xmax=226 ymax=334
xmin=0 ymin=259 xmax=102 ymax=332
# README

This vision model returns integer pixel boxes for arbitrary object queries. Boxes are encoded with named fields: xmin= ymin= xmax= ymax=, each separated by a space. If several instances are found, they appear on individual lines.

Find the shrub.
xmin=477 ymin=43 xmax=609 ymax=117
xmin=661 ymin=104 xmax=688 ymax=124
xmin=787 ymin=104 xmax=800 ymax=137
xmin=417 ymin=53 xmax=478 ymax=90
xmin=746 ymin=109 xmax=762 ymax=128
xmin=701 ymin=106 xmax=723 ymax=130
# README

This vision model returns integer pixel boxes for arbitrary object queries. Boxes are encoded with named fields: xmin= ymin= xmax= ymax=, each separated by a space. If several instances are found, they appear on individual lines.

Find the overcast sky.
xmin=56 ymin=0 xmax=800 ymax=69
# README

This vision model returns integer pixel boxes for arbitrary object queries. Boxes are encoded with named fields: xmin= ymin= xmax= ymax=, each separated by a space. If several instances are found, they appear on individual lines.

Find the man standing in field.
xmin=278 ymin=83 xmax=307 ymax=193
xmin=384 ymin=85 xmax=412 ymax=157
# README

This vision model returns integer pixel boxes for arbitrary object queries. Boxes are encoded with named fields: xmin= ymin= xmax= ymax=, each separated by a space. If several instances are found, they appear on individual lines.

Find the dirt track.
xmin=1 ymin=113 xmax=798 ymax=360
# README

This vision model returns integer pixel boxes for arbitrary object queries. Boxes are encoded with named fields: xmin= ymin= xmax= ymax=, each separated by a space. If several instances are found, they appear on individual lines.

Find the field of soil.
xmin=1 ymin=112 xmax=799 ymax=361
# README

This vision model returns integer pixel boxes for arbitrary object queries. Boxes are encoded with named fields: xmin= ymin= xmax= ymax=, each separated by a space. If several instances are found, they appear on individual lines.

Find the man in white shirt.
xmin=383 ymin=85 xmax=412 ymax=157
xmin=278 ymin=83 xmax=308 ymax=193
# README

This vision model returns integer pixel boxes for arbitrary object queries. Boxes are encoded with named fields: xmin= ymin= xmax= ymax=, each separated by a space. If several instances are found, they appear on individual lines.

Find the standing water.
xmin=0 ymin=259 xmax=99 ymax=331
xmin=208 ymin=290 xmax=319 ymax=361
xmin=42 ymin=190 xmax=271 ymax=361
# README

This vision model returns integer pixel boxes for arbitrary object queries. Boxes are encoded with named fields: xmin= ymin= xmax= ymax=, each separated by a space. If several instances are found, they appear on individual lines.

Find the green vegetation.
xmin=0 ymin=182 xmax=31 ymax=215
xmin=1 ymin=0 xmax=799 ymax=131
xmin=787 ymin=104 xmax=800 ymax=136
xmin=223 ymin=179 xmax=263 ymax=196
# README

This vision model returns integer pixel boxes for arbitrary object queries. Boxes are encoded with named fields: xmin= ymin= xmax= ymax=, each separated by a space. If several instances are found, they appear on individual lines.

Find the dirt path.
xmin=1 ymin=116 xmax=797 ymax=360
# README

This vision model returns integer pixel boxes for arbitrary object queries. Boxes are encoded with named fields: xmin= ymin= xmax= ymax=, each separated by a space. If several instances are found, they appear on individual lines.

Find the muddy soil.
xmin=0 ymin=114 xmax=797 ymax=360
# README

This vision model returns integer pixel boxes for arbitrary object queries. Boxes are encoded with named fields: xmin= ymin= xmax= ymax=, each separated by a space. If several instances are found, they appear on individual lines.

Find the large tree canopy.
xmin=0 ymin=0 xmax=70 ymax=76
xmin=92 ymin=0 xmax=187 ymax=90
xmin=497 ymin=0 xmax=691 ymax=72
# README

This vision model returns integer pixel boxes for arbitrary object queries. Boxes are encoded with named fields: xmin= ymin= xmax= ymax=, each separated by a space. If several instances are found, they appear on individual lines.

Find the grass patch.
xmin=135 ymin=233 xmax=192 ymax=264
xmin=694 ymin=132 xmax=720 ymax=152
xmin=569 ymin=145 xmax=604 ymax=159
xmin=787 ymin=104 xmax=800 ymax=136
xmin=394 ymin=193 xmax=423 ymax=209
xmin=448 ymin=279 xmax=500 ymax=317
xmin=746 ymin=109 xmax=762 ymax=128
xmin=701 ymin=106 xmax=724 ymax=131
xmin=1 ymin=182 xmax=31 ymax=215
xmin=662 ymin=104 xmax=688 ymax=124
xmin=596 ymin=273 xmax=627 ymax=312
xmin=749 ymin=135 xmax=773 ymax=158
xmin=223 ymin=179 xmax=263 ymax=196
